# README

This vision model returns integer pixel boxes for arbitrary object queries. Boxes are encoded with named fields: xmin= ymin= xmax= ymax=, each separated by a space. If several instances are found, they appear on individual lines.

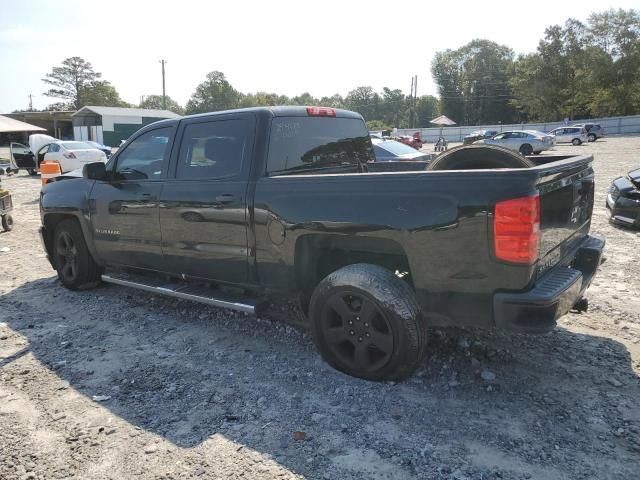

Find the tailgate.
xmin=535 ymin=161 xmax=594 ymax=278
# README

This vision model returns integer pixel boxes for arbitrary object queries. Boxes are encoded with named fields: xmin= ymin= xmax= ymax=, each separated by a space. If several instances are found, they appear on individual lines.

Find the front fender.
xmin=40 ymin=178 xmax=103 ymax=267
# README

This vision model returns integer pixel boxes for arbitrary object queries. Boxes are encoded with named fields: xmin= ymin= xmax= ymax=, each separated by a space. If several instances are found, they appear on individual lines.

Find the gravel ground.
xmin=1 ymin=137 xmax=639 ymax=480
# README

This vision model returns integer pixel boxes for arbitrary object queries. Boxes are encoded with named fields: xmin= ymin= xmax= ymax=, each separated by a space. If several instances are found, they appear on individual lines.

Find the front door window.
xmin=113 ymin=128 xmax=172 ymax=181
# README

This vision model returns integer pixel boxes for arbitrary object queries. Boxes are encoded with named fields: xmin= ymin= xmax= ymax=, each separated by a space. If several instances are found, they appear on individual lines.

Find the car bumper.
xmin=493 ymin=234 xmax=605 ymax=334
xmin=606 ymin=194 xmax=640 ymax=227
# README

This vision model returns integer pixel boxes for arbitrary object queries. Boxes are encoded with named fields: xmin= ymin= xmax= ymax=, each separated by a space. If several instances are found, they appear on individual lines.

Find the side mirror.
xmin=83 ymin=162 xmax=107 ymax=180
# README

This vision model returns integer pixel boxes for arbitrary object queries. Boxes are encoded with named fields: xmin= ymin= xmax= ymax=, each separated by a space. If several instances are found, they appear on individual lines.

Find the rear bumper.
xmin=493 ymin=234 xmax=605 ymax=334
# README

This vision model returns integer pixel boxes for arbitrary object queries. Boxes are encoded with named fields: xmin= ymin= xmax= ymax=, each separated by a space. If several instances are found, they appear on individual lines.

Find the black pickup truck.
xmin=40 ymin=106 xmax=605 ymax=381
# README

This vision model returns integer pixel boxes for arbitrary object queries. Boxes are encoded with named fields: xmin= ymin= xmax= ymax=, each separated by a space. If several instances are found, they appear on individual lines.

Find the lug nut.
xmin=365 ymin=332 xmax=370 ymax=338
xmin=356 ymin=316 xmax=360 ymax=321
xmin=348 ymin=320 xmax=353 ymax=325
xmin=358 ymin=337 xmax=363 ymax=342
xmin=349 ymin=330 xmax=355 ymax=336
xmin=364 ymin=322 xmax=369 ymax=328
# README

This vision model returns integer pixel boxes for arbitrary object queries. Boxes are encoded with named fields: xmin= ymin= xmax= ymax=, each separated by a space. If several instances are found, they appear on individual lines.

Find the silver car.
xmin=572 ymin=123 xmax=605 ymax=142
xmin=477 ymin=130 xmax=554 ymax=155
xmin=548 ymin=126 xmax=588 ymax=145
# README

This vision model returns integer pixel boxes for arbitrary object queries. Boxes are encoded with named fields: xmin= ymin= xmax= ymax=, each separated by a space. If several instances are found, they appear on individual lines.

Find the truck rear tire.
xmin=309 ymin=263 xmax=427 ymax=381
xmin=52 ymin=219 xmax=101 ymax=290
xmin=426 ymin=145 xmax=534 ymax=170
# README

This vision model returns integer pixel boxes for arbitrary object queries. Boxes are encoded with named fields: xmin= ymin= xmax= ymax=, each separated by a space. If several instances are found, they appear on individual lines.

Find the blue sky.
xmin=1 ymin=0 xmax=638 ymax=112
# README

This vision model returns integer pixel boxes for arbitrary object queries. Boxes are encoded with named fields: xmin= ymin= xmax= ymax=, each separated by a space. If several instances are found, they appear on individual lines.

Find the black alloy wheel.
xmin=319 ymin=291 xmax=394 ymax=373
xmin=310 ymin=263 xmax=427 ymax=381
xmin=54 ymin=230 xmax=79 ymax=285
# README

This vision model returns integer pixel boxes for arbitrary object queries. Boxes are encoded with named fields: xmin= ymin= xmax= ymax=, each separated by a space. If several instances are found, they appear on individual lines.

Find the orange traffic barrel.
xmin=41 ymin=161 xmax=62 ymax=188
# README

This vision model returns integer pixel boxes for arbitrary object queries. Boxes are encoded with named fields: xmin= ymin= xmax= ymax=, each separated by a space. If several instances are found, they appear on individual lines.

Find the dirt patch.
xmin=1 ymin=137 xmax=639 ymax=479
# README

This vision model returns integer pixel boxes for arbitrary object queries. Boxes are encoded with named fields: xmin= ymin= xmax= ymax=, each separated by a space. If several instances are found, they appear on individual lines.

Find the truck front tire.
xmin=52 ymin=219 xmax=101 ymax=290
xmin=310 ymin=264 xmax=427 ymax=381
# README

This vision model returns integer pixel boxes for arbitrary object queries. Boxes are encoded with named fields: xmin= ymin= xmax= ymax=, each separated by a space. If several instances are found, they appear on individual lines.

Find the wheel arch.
xmin=294 ymin=234 xmax=413 ymax=298
xmin=42 ymin=212 xmax=103 ymax=268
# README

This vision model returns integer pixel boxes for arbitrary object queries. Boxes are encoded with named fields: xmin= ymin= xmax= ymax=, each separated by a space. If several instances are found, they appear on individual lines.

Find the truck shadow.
xmin=2 ymin=277 xmax=639 ymax=477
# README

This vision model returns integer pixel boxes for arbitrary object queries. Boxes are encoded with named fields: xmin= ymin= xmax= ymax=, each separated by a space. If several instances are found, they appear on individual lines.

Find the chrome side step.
xmin=101 ymin=272 xmax=262 ymax=315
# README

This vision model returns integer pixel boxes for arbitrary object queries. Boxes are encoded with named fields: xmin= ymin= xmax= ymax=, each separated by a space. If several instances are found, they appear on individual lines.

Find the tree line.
xmin=35 ymin=59 xmax=439 ymax=130
xmin=433 ymin=8 xmax=640 ymax=124
xmin=31 ymin=8 xmax=639 ymax=128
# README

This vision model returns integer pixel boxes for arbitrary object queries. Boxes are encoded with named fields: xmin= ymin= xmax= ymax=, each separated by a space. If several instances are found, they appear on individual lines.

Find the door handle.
xmin=215 ymin=194 xmax=234 ymax=204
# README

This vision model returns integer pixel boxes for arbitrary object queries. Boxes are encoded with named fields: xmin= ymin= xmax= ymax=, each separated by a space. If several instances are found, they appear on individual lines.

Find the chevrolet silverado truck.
xmin=39 ymin=106 xmax=605 ymax=381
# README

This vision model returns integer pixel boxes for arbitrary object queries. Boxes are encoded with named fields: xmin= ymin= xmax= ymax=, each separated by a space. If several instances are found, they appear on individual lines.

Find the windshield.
xmin=267 ymin=117 xmax=374 ymax=174
xmin=61 ymin=141 xmax=94 ymax=150
xmin=372 ymin=139 xmax=418 ymax=155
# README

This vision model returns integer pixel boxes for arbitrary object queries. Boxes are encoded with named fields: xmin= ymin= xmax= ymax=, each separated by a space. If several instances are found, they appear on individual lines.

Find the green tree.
xmin=511 ymin=10 xmax=640 ymax=121
xmin=81 ymin=81 xmax=130 ymax=108
xmin=344 ymin=86 xmax=380 ymax=120
xmin=291 ymin=92 xmax=319 ymax=105
xmin=43 ymin=57 xmax=102 ymax=109
xmin=139 ymin=94 xmax=184 ymax=114
xmin=366 ymin=119 xmax=392 ymax=131
xmin=432 ymin=40 xmax=517 ymax=125
xmin=318 ymin=94 xmax=345 ymax=108
xmin=185 ymin=71 xmax=241 ymax=114
xmin=380 ymin=88 xmax=407 ymax=127
xmin=586 ymin=9 xmax=640 ymax=115
xmin=415 ymin=95 xmax=440 ymax=127
xmin=239 ymin=92 xmax=289 ymax=107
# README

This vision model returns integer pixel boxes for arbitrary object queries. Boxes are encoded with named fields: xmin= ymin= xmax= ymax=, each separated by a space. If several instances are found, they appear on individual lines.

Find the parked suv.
xmin=573 ymin=123 xmax=605 ymax=142
xmin=548 ymin=126 xmax=588 ymax=145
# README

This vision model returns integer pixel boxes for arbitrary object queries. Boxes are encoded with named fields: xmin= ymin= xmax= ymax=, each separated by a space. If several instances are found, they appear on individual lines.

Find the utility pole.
xmin=413 ymin=75 xmax=418 ymax=128
xmin=28 ymin=94 xmax=33 ymax=111
xmin=409 ymin=75 xmax=418 ymax=128
xmin=410 ymin=76 xmax=415 ymax=128
xmin=159 ymin=59 xmax=167 ymax=110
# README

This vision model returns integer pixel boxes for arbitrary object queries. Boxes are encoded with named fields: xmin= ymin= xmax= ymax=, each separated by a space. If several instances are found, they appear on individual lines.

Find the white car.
xmin=548 ymin=126 xmax=588 ymax=145
xmin=10 ymin=140 xmax=107 ymax=174
xmin=477 ymin=130 xmax=554 ymax=155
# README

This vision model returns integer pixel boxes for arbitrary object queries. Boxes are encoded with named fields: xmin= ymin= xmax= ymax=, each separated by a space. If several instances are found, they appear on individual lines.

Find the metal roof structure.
xmin=72 ymin=106 xmax=181 ymax=119
xmin=0 ymin=115 xmax=46 ymax=133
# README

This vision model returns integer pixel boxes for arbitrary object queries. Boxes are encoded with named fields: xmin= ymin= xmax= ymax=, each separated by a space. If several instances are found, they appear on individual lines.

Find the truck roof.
xmin=173 ymin=106 xmax=364 ymax=121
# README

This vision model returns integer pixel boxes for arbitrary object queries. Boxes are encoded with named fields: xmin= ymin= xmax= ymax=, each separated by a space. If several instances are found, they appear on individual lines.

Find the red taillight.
xmin=494 ymin=195 xmax=540 ymax=264
xmin=63 ymin=151 xmax=76 ymax=159
xmin=306 ymin=106 xmax=336 ymax=117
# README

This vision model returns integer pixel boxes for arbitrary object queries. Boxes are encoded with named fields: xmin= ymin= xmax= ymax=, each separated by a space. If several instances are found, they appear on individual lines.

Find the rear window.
xmin=267 ymin=117 xmax=374 ymax=174
xmin=61 ymin=141 xmax=93 ymax=150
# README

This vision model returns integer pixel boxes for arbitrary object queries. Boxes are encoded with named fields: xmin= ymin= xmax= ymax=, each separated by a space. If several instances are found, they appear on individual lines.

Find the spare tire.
xmin=426 ymin=144 xmax=535 ymax=171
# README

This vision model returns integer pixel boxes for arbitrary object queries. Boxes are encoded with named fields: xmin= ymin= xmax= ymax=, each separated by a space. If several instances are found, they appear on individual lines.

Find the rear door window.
xmin=267 ymin=117 xmax=374 ymax=175
xmin=176 ymin=118 xmax=250 ymax=180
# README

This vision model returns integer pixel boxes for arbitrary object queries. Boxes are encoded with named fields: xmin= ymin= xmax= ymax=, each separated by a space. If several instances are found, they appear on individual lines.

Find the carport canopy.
xmin=0 ymin=115 xmax=46 ymax=133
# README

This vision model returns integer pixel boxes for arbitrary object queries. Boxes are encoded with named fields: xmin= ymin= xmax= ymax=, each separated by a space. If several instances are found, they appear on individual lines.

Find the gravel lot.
xmin=1 ymin=137 xmax=639 ymax=479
